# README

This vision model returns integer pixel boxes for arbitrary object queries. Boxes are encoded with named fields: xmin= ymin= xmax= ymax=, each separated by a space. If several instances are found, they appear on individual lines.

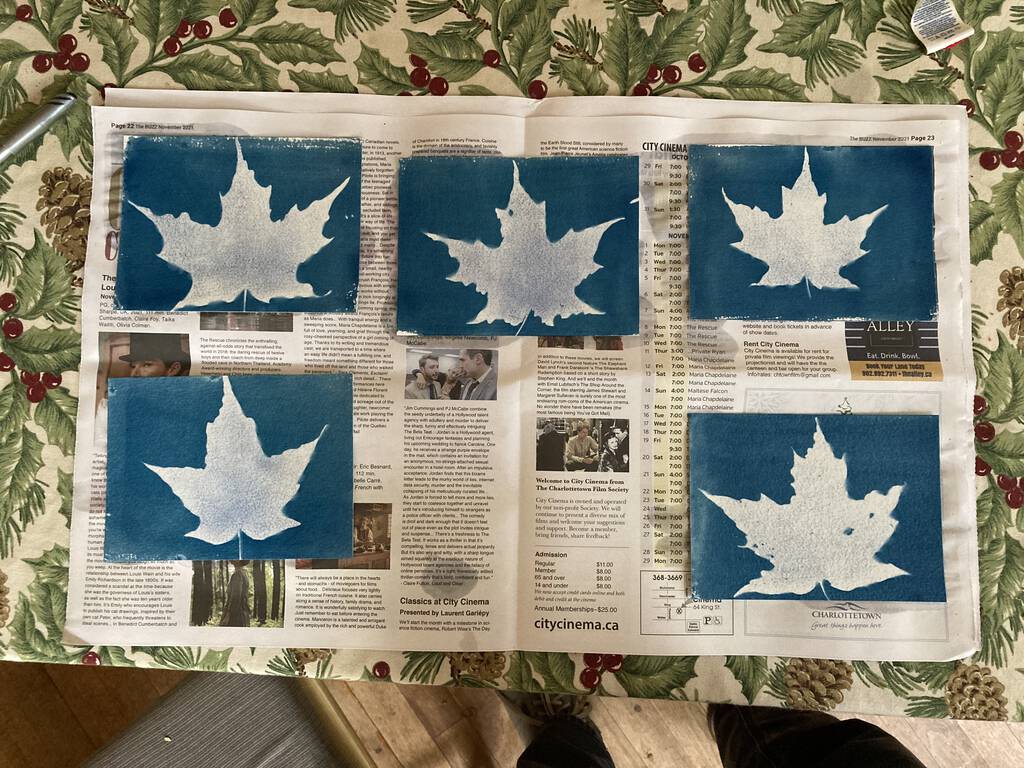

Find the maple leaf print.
xmin=700 ymin=419 xmax=907 ymax=597
xmin=723 ymin=149 xmax=886 ymax=291
xmin=424 ymin=162 xmax=624 ymax=327
xmin=129 ymin=139 xmax=350 ymax=309
xmin=144 ymin=378 xmax=323 ymax=548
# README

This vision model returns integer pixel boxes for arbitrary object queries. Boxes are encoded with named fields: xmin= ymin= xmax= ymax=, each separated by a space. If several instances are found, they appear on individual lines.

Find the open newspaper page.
xmin=67 ymin=95 xmax=976 ymax=661
xmin=512 ymin=112 xmax=975 ymax=660
xmin=65 ymin=107 xmax=527 ymax=651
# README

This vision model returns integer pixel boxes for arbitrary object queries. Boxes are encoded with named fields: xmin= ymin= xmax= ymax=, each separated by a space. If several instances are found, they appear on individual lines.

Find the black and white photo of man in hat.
xmin=94 ymin=332 xmax=191 ymax=449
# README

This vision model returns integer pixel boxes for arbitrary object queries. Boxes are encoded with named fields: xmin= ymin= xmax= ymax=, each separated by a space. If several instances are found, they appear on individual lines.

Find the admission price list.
xmin=639 ymin=150 xmax=689 ymax=576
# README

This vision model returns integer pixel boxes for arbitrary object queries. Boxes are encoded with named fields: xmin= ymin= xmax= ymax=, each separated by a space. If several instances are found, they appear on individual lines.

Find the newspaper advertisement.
xmin=63 ymin=93 xmax=976 ymax=661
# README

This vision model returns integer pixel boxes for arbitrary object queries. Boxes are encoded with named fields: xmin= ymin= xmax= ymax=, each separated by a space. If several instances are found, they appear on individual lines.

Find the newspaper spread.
xmin=64 ymin=92 xmax=977 ymax=662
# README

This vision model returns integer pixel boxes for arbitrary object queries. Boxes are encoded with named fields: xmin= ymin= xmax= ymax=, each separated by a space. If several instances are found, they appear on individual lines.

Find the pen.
xmin=0 ymin=92 xmax=76 ymax=165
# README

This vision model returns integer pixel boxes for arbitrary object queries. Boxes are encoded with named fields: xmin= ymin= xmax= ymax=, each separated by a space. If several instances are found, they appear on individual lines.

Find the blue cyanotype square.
xmin=105 ymin=374 xmax=353 ymax=562
xmin=397 ymin=155 xmax=639 ymax=336
xmin=687 ymin=145 xmax=937 ymax=321
xmin=116 ymin=135 xmax=361 ymax=313
xmin=689 ymin=413 xmax=945 ymax=602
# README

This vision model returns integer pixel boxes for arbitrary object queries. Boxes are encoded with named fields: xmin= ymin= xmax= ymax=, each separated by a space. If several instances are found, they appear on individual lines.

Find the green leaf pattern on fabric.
xmin=0 ymin=0 xmax=1023 ymax=720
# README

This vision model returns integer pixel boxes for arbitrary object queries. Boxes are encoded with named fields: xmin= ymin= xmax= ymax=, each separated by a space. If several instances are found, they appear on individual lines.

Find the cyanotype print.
xmin=116 ymin=135 xmax=361 ymax=313
xmin=397 ymin=156 xmax=639 ymax=336
xmin=689 ymin=413 xmax=945 ymax=602
xmin=105 ymin=374 xmax=353 ymax=562
xmin=688 ymin=145 xmax=937 ymax=321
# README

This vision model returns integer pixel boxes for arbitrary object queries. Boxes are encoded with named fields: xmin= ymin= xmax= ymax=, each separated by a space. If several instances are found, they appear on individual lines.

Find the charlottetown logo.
xmin=810 ymin=601 xmax=883 ymax=620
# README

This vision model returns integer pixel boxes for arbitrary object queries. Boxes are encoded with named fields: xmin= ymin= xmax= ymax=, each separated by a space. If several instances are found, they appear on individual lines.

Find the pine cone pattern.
xmin=0 ymin=569 xmax=10 ymax=627
xmin=289 ymin=647 xmax=332 ymax=676
xmin=783 ymin=658 xmax=854 ymax=711
xmin=945 ymin=663 xmax=1008 ymax=720
xmin=448 ymin=651 xmax=506 ymax=682
xmin=997 ymin=268 xmax=1024 ymax=350
xmin=37 ymin=167 xmax=92 ymax=274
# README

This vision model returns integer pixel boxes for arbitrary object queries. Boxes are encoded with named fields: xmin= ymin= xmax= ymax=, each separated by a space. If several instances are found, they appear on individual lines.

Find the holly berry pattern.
xmin=528 ymin=79 xmax=547 ymax=99
xmin=428 ymin=76 xmax=449 ymax=96
xmin=3 ymin=318 xmax=23 ymax=339
xmin=0 ymin=0 xmax=1021 ymax=720
xmin=410 ymin=67 xmax=430 ymax=88
xmin=194 ymin=20 xmax=213 ymax=40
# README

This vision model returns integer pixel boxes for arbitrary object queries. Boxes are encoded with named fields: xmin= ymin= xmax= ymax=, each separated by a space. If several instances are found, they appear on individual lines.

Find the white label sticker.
xmin=911 ymin=0 xmax=974 ymax=53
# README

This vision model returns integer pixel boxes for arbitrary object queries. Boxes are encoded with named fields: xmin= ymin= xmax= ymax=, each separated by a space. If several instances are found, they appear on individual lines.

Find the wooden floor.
xmin=323 ymin=680 xmax=1024 ymax=768
xmin=0 ymin=661 xmax=187 ymax=768
xmin=2 ymin=660 xmax=1024 ymax=767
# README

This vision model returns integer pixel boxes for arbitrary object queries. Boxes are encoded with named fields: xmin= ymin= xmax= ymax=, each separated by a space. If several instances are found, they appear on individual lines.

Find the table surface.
xmin=0 ymin=0 xmax=1020 ymax=720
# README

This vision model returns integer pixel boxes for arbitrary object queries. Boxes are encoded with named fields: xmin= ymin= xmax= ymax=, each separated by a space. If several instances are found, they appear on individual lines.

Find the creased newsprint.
xmin=65 ymin=94 xmax=975 ymax=661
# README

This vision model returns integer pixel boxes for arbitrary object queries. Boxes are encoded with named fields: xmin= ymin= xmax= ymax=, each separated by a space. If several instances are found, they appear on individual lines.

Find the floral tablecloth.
xmin=0 ymin=0 xmax=1021 ymax=720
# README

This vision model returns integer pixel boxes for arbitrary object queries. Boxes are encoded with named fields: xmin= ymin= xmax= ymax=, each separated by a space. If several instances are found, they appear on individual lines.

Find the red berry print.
xmin=15 ymin=4 xmax=31 ymax=21
xmin=2 ymin=318 xmax=23 ymax=339
xmin=483 ymin=49 xmax=500 ymax=68
xmin=428 ymin=76 xmax=449 ymax=96
xmin=163 ymin=36 xmax=183 ymax=56
xmin=26 ymin=383 xmax=45 ymax=403
xmin=1008 ymin=488 xmax=1024 ymax=509
xmin=975 ymin=421 xmax=996 ymax=443
xmin=0 ymin=353 xmax=13 ymax=372
xmin=645 ymin=64 xmax=661 ymax=83
xmin=100 ymin=82 xmax=116 ymax=99
xmin=974 ymin=395 xmax=988 ymax=415
xmin=662 ymin=64 xmax=682 ymax=84
xmin=632 ymin=83 xmax=652 ymax=96
xmin=1001 ymin=149 xmax=1019 ymax=168
xmin=20 ymin=371 xmax=39 ymax=386
xmin=69 ymin=52 xmax=89 ymax=72
xmin=176 ymin=19 xmax=192 ymax=37
xmin=976 ymin=456 xmax=992 ymax=476
xmin=980 ymin=151 xmax=1001 ymax=170
xmin=194 ymin=19 xmax=213 ymax=39
xmin=602 ymin=654 xmax=623 ymax=672
xmin=687 ymin=53 xmax=707 ymax=73
xmin=579 ymin=667 xmax=601 ymax=689
xmin=997 ymin=474 xmax=1016 ymax=491
xmin=372 ymin=660 xmax=390 ymax=678
xmin=0 ymin=292 xmax=16 ymax=312
xmin=219 ymin=8 xmax=238 ymax=27
xmin=409 ymin=54 xmax=427 ymax=69
xmin=582 ymin=653 xmax=603 ymax=668
xmin=410 ymin=67 xmax=430 ymax=88
xmin=958 ymin=99 xmax=975 ymax=116
xmin=82 ymin=651 xmax=101 ymax=666
xmin=1005 ymin=130 xmax=1023 ymax=151
xmin=58 ymin=34 xmax=77 ymax=54
xmin=527 ymin=79 xmax=547 ymax=99
xmin=398 ymin=91 xmax=412 ymax=96
xmin=32 ymin=54 xmax=52 ymax=73
xmin=53 ymin=53 xmax=70 ymax=71
xmin=42 ymin=372 xmax=62 ymax=389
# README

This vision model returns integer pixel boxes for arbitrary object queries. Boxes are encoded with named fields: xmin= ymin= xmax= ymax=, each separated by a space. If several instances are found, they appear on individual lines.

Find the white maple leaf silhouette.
xmin=129 ymin=139 xmax=349 ymax=309
xmin=700 ymin=419 xmax=907 ymax=597
xmin=145 ymin=377 xmax=323 ymax=550
xmin=724 ymin=149 xmax=886 ymax=291
xmin=425 ymin=161 xmax=623 ymax=327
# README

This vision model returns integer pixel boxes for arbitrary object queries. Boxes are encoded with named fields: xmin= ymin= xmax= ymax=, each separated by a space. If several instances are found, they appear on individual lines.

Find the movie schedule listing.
xmin=62 ymin=91 xmax=977 ymax=663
